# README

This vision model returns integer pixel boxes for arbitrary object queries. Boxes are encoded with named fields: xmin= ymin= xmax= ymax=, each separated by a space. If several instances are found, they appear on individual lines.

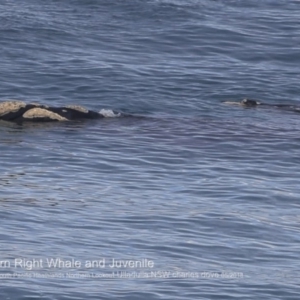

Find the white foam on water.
xmin=99 ymin=109 xmax=121 ymax=118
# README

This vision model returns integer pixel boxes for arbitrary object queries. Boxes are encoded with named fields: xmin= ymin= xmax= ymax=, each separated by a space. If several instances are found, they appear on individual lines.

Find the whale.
xmin=224 ymin=98 xmax=300 ymax=112
xmin=0 ymin=100 xmax=119 ymax=122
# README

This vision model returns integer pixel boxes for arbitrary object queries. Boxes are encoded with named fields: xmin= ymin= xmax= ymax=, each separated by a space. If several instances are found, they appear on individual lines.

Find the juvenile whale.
xmin=224 ymin=98 xmax=300 ymax=112
xmin=0 ymin=101 xmax=116 ymax=122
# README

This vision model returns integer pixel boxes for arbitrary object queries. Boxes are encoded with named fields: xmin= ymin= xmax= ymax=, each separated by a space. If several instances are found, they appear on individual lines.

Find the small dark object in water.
xmin=223 ymin=98 xmax=261 ymax=106
xmin=224 ymin=98 xmax=300 ymax=113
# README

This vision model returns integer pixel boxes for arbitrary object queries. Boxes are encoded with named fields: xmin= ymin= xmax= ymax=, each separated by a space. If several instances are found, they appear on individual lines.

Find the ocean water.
xmin=1 ymin=0 xmax=300 ymax=299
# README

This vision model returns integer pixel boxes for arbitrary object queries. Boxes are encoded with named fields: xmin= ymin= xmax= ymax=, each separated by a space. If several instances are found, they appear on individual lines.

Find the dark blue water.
xmin=1 ymin=0 xmax=300 ymax=299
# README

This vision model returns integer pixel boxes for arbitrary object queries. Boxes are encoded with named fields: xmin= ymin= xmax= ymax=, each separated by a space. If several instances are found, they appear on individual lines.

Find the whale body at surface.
xmin=224 ymin=98 xmax=300 ymax=113
xmin=0 ymin=100 xmax=118 ymax=122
